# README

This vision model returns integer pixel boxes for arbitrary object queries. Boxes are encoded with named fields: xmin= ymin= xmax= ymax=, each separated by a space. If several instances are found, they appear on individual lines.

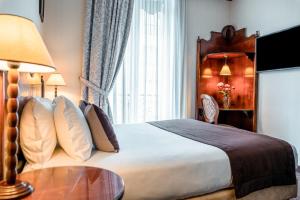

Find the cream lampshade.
xmin=0 ymin=15 xmax=55 ymax=72
xmin=46 ymin=73 xmax=66 ymax=97
xmin=220 ymin=56 xmax=232 ymax=76
xmin=0 ymin=14 xmax=55 ymax=199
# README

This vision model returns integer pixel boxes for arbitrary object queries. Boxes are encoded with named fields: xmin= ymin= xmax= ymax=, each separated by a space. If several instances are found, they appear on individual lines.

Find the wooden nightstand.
xmin=18 ymin=166 xmax=124 ymax=200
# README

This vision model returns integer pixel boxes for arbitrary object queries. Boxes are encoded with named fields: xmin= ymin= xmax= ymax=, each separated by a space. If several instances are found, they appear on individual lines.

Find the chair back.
xmin=200 ymin=94 xmax=219 ymax=124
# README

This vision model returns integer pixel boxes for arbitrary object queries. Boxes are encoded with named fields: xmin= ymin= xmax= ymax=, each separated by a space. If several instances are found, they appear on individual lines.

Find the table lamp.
xmin=0 ymin=14 xmax=55 ymax=199
xmin=46 ymin=73 xmax=66 ymax=97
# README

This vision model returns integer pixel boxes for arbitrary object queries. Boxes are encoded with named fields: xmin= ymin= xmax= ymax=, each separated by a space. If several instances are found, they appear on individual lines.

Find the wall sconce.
xmin=245 ymin=67 xmax=254 ymax=78
xmin=220 ymin=56 xmax=232 ymax=76
xmin=202 ymin=68 xmax=213 ymax=78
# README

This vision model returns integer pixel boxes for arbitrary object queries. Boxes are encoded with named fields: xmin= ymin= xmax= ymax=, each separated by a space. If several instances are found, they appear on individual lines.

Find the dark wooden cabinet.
xmin=196 ymin=25 xmax=259 ymax=131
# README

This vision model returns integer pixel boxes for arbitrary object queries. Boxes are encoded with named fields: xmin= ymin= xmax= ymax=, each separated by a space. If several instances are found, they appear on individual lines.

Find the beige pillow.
xmin=53 ymin=96 xmax=93 ymax=161
xmin=20 ymin=97 xmax=57 ymax=164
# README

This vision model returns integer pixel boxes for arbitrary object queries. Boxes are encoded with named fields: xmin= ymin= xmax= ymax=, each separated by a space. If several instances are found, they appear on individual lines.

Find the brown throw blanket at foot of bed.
xmin=148 ymin=119 xmax=296 ymax=198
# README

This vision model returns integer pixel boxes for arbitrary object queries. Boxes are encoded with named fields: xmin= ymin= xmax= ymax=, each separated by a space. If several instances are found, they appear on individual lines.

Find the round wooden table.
xmin=18 ymin=166 xmax=125 ymax=200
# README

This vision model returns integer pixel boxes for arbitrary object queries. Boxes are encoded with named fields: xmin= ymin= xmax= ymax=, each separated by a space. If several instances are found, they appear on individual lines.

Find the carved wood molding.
xmin=197 ymin=26 xmax=257 ymax=60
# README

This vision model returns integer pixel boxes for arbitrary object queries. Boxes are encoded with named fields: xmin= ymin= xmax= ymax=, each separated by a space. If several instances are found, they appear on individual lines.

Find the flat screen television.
xmin=256 ymin=25 xmax=300 ymax=72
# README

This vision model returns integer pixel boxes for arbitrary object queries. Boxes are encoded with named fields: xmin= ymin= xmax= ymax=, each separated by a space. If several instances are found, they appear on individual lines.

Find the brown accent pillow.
xmin=79 ymin=101 xmax=119 ymax=152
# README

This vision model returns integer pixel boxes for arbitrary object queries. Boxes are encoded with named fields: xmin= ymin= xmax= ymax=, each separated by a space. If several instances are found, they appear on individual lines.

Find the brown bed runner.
xmin=148 ymin=119 xmax=296 ymax=198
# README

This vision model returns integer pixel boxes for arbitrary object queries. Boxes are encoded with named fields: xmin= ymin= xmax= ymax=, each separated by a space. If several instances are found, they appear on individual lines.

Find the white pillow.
xmin=53 ymin=96 xmax=93 ymax=161
xmin=20 ymin=97 xmax=57 ymax=164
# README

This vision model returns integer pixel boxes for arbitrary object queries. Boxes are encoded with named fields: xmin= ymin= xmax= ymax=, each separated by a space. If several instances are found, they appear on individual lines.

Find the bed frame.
xmin=0 ymin=72 xmax=297 ymax=199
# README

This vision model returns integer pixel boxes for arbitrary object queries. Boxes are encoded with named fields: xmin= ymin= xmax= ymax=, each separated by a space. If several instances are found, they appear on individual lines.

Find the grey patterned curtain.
xmin=81 ymin=0 xmax=134 ymax=118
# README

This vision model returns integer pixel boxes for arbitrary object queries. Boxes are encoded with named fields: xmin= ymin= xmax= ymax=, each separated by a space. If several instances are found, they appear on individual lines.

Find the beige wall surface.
xmin=41 ymin=0 xmax=85 ymax=103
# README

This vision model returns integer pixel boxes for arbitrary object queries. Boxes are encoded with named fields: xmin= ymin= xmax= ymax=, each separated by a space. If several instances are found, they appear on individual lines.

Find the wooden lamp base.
xmin=0 ymin=180 xmax=33 ymax=199
xmin=0 ymin=64 xmax=34 ymax=199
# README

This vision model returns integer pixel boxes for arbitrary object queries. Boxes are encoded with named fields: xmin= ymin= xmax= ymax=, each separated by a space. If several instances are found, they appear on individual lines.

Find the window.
xmin=109 ymin=0 xmax=186 ymax=124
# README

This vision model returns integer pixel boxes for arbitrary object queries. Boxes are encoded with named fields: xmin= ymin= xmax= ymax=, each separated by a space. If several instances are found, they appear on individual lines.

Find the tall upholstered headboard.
xmin=0 ymin=72 xmax=5 ymax=181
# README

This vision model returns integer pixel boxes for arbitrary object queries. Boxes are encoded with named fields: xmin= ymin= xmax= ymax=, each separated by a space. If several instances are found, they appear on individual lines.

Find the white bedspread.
xmin=23 ymin=123 xmax=232 ymax=200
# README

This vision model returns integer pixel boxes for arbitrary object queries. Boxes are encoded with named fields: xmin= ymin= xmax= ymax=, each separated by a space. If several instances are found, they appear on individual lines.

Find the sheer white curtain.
xmin=109 ymin=0 xmax=186 ymax=124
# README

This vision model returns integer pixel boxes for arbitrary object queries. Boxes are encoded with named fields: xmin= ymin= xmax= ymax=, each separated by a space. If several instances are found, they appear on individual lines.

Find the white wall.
xmin=41 ymin=0 xmax=85 ymax=104
xmin=230 ymin=0 xmax=300 ymax=164
xmin=185 ymin=0 xmax=230 ymax=118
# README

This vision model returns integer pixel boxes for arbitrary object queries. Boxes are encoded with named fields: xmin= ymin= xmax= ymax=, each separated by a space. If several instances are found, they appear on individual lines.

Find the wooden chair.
xmin=200 ymin=94 xmax=236 ymax=128
xmin=200 ymin=94 xmax=219 ymax=125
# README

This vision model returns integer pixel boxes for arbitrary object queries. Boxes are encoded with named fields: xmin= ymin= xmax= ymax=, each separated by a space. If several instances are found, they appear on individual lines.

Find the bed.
xmin=23 ymin=123 xmax=232 ymax=199
xmin=23 ymin=122 xmax=298 ymax=200
xmin=0 ymin=73 xmax=298 ymax=200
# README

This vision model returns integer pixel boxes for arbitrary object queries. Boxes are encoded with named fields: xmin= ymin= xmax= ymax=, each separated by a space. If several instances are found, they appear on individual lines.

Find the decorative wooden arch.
xmin=197 ymin=26 xmax=257 ymax=62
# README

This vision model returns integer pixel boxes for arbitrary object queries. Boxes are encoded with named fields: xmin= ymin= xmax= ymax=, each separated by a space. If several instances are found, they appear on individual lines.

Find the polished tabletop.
xmin=19 ymin=166 xmax=125 ymax=200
